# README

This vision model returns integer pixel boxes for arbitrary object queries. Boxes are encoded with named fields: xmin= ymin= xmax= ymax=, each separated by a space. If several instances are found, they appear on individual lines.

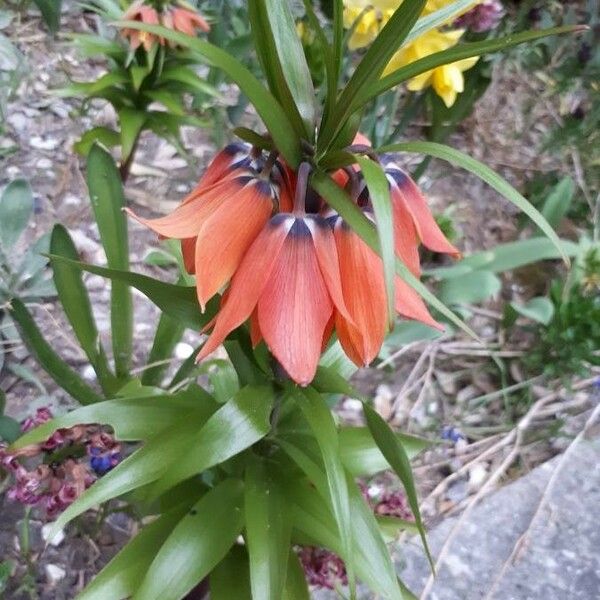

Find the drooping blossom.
xmin=127 ymin=144 xmax=291 ymax=310
xmin=120 ymin=0 xmax=210 ymax=52
xmin=374 ymin=489 xmax=414 ymax=520
xmin=198 ymin=164 xmax=353 ymax=385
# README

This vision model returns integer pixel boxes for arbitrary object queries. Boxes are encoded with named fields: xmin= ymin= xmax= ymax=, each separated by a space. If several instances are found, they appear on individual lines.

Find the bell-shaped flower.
xmin=329 ymin=212 xmax=441 ymax=367
xmin=127 ymin=162 xmax=278 ymax=310
xmin=385 ymin=160 xmax=460 ymax=264
xmin=121 ymin=1 xmax=161 ymax=51
xmin=198 ymin=205 xmax=352 ymax=385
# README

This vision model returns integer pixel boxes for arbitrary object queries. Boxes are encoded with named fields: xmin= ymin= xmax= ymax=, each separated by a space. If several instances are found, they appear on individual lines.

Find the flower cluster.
xmin=129 ymin=139 xmax=459 ymax=385
xmin=0 ymin=408 xmax=121 ymax=518
xmin=344 ymin=0 xmax=480 ymax=107
xmin=298 ymin=546 xmax=349 ymax=590
xmin=298 ymin=487 xmax=412 ymax=589
xmin=120 ymin=0 xmax=210 ymax=52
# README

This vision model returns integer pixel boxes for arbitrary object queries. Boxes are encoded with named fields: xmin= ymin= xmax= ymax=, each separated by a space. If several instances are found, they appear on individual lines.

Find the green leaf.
xmin=47 ymin=255 xmax=214 ymax=331
xmin=339 ymin=427 xmax=430 ymax=477
xmin=439 ymin=270 xmax=502 ymax=305
xmin=427 ymin=237 xmax=579 ymax=279
xmin=114 ymin=21 xmax=301 ymax=167
xmin=32 ymin=0 xmax=62 ymax=32
xmin=12 ymin=387 xmax=218 ymax=450
xmin=148 ymin=384 xmax=275 ymax=497
xmin=143 ymin=90 xmax=186 ymax=116
xmin=356 ymin=156 xmax=395 ymax=326
xmin=293 ymin=387 xmax=355 ymax=596
xmin=357 ymin=26 xmax=585 ymax=107
xmin=541 ymin=176 xmax=575 ymax=229
xmin=0 ymin=416 xmax=21 ymax=443
xmin=0 ymin=179 xmax=33 ymax=250
xmin=130 ymin=64 xmax=150 ymax=91
xmin=133 ymin=479 xmax=245 ymax=600
xmin=78 ymin=507 xmax=190 ymax=600
xmin=320 ymin=0 xmax=426 ymax=149
xmin=249 ymin=0 xmax=316 ymax=137
xmin=405 ymin=0 xmax=478 ymax=45
xmin=118 ymin=108 xmax=146 ymax=162
xmin=245 ymin=459 xmax=291 ymax=600
xmin=210 ymin=546 xmax=252 ymax=600
xmin=50 ymin=225 xmax=116 ymax=394
xmin=363 ymin=402 xmax=434 ymax=572
xmin=312 ymin=171 xmax=479 ymax=340
xmin=379 ymin=141 xmax=570 ymax=266
xmin=59 ymin=71 xmax=128 ymax=97
xmin=510 ymin=297 xmax=555 ymax=325
xmin=160 ymin=66 xmax=222 ymax=98
xmin=282 ymin=551 xmax=310 ymax=600
xmin=73 ymin=127 xmax=120 ymax=156
xmin=86 ymin=145 xmax=133 ymax=378
xmin=9 ymin=299 xmax=103 ymax=405
xmin=141 ymin=313 xmax=185 ymax=387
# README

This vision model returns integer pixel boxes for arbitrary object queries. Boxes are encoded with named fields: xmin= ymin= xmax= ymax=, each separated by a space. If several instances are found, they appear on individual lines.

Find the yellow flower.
xmin=384 ymin=28 xmax=479 ymax=107
xmin=343 ymin=0 xmax=399 ymax=50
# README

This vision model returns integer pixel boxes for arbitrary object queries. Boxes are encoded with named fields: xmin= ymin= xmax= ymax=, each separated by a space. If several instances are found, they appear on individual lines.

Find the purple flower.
xmin=299 ymin=546 xmax=348 ymax=590
xmin=455 ymin=0 xmax=505 ymax=33
xmin=374 ymin=490 xmax=414 ymax=521
xmin=441 ymin=425 xmax=466 ymax=443
xmin=21 ymin=407 xmax=53 ymax=433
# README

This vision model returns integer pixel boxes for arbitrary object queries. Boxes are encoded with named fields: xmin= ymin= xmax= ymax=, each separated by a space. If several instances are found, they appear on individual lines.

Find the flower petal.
xmin=394 ymin=276 xmax=443 ymax=331
xmin=392 ymin=170 xmax=460 ymax=258
xmin=125 ymin=177 xmax=243 ymax=239
xmin=197 ymin=215 xmax=293 ymax=361
xmin=258 ymin=219 xmax=333 ymax=385
xmin=194 ymin=180 xmax=273 ymax=310
xmin=181 ymin=237 xmax=196 ymax=274
xmin=334 ymin=223 xmax=387 ymax=366
xmin=391 ymin=186 xmax=421 ymax=277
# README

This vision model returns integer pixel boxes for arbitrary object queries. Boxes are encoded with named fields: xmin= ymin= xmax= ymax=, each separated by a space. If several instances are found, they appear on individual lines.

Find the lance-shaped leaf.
xmin=114 ymin=21 xmax=301 ymax=167
xmin=292 ymin=387 xmax=356 ymax=596
xmin=245 ymin=459 xmax=292 ymax=600
xmin=9 ymin=299 xmax=103 ymax=405
xmin=356 ymin=26 xmax=585 ymax=107
xmin=148 ymin=384 xmax=275 ymax=497
xmin=405 ymin=0 xmax=477 ymax=45
xmin=87 ymin=145 xmax=132 ymax=378
xmin=363 ymin=402 xmax=434 ymax=572
xmin=312 ymin=171 xmax=479 ymax=340
xmin=283 ymin=550 xmax=310 ymax=600
xmin=0 ymin=179 xmax=32 ymax=250
xmin=11 ymin=387 xmax=218 ymax=450
xmin=50 ymin=225 xmax=116 ymax=394
xmin=356 ymin=156 xmax=395 ymax=326
xmin=210 ymin=546 xmax=252 ymax=599
xmin=319 ymin=0 xmax=426 ymax=149
xmin=46 ymin=255 xmax=216 ymax=330
xmin=379 ymin=141 xmax=569 ymax=265
xmin=141 ymin=312 xmax=185 ymax=387
xmin=133 ymin=479 xmax=245 ymax=600
xmin=249 ymin=0 xmax=316 ymax=138
xmin=78 ymin=506 xmax=191 ymax=600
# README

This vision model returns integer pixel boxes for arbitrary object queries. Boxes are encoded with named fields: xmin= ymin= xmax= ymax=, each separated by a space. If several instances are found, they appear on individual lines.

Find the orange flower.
xmin=121 ymin=1 xmax=161 ymax=51
xmin=198 ymin=165 xmax=352 ymax=385
xmin=163 ymin=7 xmax=210 ymax=37
xmin=127 ymin=146 xmax=284 ymax=311
xmin=121 ymin=1 xmax=210 ymax=51
xmin=385 ymin=160 xmax=461 ymax=262
xmin=329 ymin=211 xmax=442 ymax=367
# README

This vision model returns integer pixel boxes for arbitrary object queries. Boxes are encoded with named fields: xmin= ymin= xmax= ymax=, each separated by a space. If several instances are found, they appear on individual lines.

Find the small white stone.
xmin=82 ymin=365 xmax=96 ymax=380
xmin=63 ymin=194 xmax=81 ymax=206
xmin=42 ymin=524 xmax=65 ymax=546
xmin=45 ymin=564 xmax=66 ymax=584
xmin=30 ymin=136 xmax=60 ymax=151
xmin=344 ymin=398 xmax=363 ymax=412
xmin=175 ymin=342 xmax=194 ymax=360
xmin=36 ymin=158 xmax=52 ymax=169
xmin=468 ymin=463 xmax=488 ymax=491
